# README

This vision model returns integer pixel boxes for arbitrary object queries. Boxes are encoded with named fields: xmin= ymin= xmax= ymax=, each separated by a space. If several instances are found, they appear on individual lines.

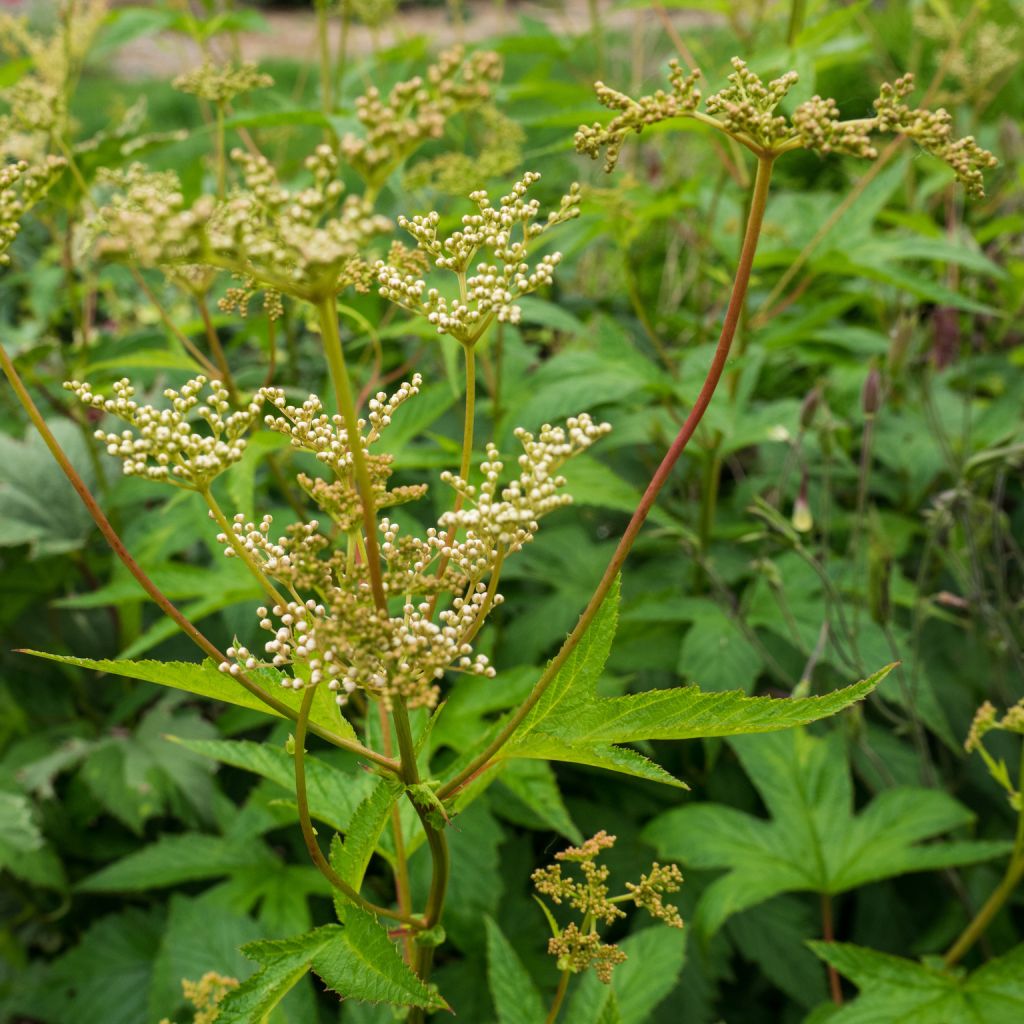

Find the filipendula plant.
xmin=0 ymin=52 xmax=994 ymax=1022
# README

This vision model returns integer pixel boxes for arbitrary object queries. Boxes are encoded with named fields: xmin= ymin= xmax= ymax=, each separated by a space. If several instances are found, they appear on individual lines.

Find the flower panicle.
xmin=63 ymin=375 xmax=262 ymax=488
xmin=375 ymin=172 xmax=581 ymax=344
xmin=172 ymin=60 xmax=274 ymax=105
xmin=533 ymin=831 xmax=684 ymax=985
xmin=0 ymin=156 xmax=66 ymax=265
xmin=576 ymin=58 xmax=996 ymax=196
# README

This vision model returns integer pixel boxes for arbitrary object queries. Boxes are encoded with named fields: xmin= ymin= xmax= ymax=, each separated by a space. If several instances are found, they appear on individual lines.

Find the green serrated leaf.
xmin=808 ymin=942 xmax=1024 ymax=1023
xmin=481 ymin=580 xmax=887 ymax=789
xmin=644 ymin=729 xmax=1013 ymax=936
xmin=77 ymin=833 xmax=275 ymax=892
xmin=224 ymin=910 xmax=447 ymax=1014
xmin=19 ymin=652 xmax=356 ymax=740
xmin=485 ymin=917 xmax=546 ymax=1024
xmin=171 ymin=737 xmax=373 ymax=833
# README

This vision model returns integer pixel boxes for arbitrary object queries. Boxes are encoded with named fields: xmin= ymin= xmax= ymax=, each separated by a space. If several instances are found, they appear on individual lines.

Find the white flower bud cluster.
xmin=220 ymin=577 xmax=496 ymax=709
xmin=93 ymin=165 xmax=214 ymax=266
xmin=262 ymin=377 xmax=427 ymax=532
xmin=340 ymin=46 xmax=502 ymax=190
xmin=207 ymin=146 xmax=391 ymax=296
xmin=439 ymin=413 xmax=612 ymax=562
xmin=0 ymin=156 xmax=66 ymax=265
xmin=213 ymin=512 xmax=331 ymax=590
xmin=260 ymin=388 xmax=365 ymax=472
xmin=0 ymin=0 xmax=105 ymax=139
xmin=705 ymin=58 xmax=799 ymax=149
xmin=63 ymin=376 xmax=262 ymax=488
xmin=93 ymin=146 xmax=390 ymax=299
xmin=365 ymin=374 xmax=422 ymax=441
xmin=375 ymin=174 xmax=581 ymax=345
xmin=172 ymin=61 xmax=274 ymax=105
xmin=0 ymin=76 xmax=65 ymax=135
xmin=577 ymin=57 xmax=996 ymax=197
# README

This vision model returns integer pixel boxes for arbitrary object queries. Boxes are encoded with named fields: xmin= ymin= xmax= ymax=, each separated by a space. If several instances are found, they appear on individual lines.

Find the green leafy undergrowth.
xmin=809 ymin=942 xmax=1024 ymax=1023
xmin=644 ymin=729 xmax=1012 ymax=936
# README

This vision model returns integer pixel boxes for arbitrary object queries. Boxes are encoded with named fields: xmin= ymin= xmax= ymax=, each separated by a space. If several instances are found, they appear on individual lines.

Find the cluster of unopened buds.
xmin=375 ymin=174 xmax=582 ymax=344
xmin=340 ymin=46 xmax=502 ymax=189
xmin=172 ymin=61 xmax=274 ymax=105
xmin=440 ymin=415 xmax=612 ymax=558
xmin=64 ymin=376 xmax=262 ymax=488
xmin=534 ymin=832 xmax=683 ymax=984
xmin=575 ymin=56 xmax=997 ymax=196
xmin=0 ymin=157 xmax=66 ymax=264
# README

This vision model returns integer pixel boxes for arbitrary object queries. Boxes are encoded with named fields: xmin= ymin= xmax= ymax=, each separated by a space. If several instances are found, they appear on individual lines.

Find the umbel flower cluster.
xmin=64 ymin=370 xmax=609 ymax=710
xmin=375 ymin=173 xmax=582 ymax=345
xmin=965 ymin=698 xmax=1024 ymax=813
xmin=576 ymin=57 xmax=997 ymax=196
xmin=533 ymin=831 xmax=683 ymax=983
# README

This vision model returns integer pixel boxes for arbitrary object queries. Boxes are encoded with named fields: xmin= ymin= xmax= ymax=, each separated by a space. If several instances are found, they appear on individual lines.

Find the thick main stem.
xmin=315 ymin=298 xmax=450 ymax=993
xmin=0 ymin=340 xmax=396 ymax=770
xmin=438 ymin=155 xmax=776 ymax=801
xmin=317 ymin=295 xmax=388 ymax=612
xmin=821 ymin=893 xmax=843 ymax=1004
xmin=427 ymin=343 xmax=476 ymax=618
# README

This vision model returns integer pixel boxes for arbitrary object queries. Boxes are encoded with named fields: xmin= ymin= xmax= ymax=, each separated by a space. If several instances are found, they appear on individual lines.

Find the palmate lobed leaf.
xmin=484 ymin=578 xmax=889 ymax=789
xmin=19 ymin=651 xmax=357 ymax=740
xmin=644 ymin=729 xmax=1013 ymax=936
xmin=215 ymin=907 xmax=447 ymax=1022
xmin=808 ymin=942 xmax=1024 ymax=1023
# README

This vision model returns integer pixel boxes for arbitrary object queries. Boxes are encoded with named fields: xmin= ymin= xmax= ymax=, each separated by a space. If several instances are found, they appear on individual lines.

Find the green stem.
xmin=439 ymin=155 xmax=776 ymax=801
xmin=787 ymin=0 xmax=807 ymax=45
xmin=821 ymin=893 xmax=843 ymax=1004
xmin=545 ymin=970 xmax=572 ymax=1024
xmin=393 ymin=698 xmax=450 ymax=1019
xmin=130 ymin=269 xmax=220 ymax=377
xmin=944 ymin=747 xmax=1024 ymax=967
xmin=215 ymin=103 xmax=226 ymax=199
xmin=426 ymin=342 xmax=476 ymax=618
xmin=316 ymin=295 xmax=388 ymax=612
xmin=196 ymin=292 xmax=238 ymax=402
xmin=0 ymin=339 xmax=397 ymax=770
xmin=293 ymin=686 xmax=418 ymax=924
